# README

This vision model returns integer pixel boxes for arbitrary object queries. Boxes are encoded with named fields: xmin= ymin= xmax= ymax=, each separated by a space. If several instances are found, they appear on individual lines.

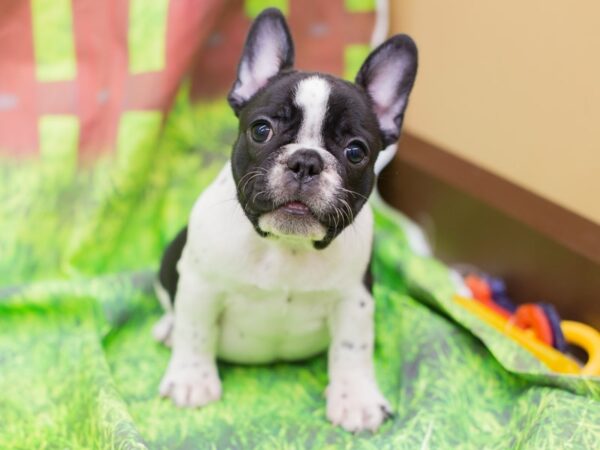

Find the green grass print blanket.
xmin=1 ymin=96 xmax=599 ymax=450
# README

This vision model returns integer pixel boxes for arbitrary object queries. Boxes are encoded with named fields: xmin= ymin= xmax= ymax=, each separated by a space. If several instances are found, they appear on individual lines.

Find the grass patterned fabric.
xmin=1 ymin=96 xmax=599 ymax=449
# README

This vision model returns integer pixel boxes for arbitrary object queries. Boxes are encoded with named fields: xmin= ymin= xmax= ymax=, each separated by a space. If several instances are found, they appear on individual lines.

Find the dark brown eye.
xmin=250 ymin=121 xmax=273 ymax=143
xmin=345 ymin=141 xmax=367 ymax=164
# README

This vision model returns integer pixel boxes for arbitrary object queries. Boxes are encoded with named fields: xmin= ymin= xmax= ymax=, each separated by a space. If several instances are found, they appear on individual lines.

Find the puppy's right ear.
xmin=228 ymin=8 xmax=294 ymax=115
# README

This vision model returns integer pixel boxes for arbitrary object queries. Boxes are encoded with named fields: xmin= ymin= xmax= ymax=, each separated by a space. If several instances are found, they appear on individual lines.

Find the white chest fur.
xmin=177 ymin=163 xmax=373 ymax=363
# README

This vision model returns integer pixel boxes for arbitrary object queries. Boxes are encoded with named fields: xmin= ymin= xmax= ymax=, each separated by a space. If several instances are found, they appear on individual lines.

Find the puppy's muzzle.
xmin=286 ymin=149 xmax=324 ymax=184
xmin=257 ymin=148 xmax=332 ymax=241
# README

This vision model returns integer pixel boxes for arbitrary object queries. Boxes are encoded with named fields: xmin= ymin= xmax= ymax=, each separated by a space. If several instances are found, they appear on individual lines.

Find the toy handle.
xmin=562 ymin=321 xmax=600 ymax=376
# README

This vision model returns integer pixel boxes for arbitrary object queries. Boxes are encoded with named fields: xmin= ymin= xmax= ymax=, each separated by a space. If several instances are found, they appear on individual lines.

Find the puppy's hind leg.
xmin=153 ymin=226 xmax=188 ymax=347
xmin=153 ymin=281 xmax=174 ymax=347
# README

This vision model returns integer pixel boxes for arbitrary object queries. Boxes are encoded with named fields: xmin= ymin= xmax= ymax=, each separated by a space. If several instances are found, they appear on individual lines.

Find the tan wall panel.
xmin=390 ymin=0 xmax=600 ymax=224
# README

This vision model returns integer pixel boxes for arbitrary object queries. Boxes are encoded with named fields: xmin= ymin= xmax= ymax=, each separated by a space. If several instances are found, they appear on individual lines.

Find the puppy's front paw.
xmin=159 ymin=359 xmax=222 ymax=408
xmin=326 ymin=374 xmax=392 ymax=433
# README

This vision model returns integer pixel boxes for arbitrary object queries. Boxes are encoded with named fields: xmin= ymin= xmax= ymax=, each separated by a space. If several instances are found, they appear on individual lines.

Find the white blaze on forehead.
xmin=294 ymin=76 xmax=331 ymax=147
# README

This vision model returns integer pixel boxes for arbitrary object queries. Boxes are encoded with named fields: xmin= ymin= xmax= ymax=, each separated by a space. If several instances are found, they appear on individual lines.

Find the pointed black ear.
xmin=228 ymin=8 xmax=294 ymax=115
xmin=356 ymin=34 xmax=418 ymax=147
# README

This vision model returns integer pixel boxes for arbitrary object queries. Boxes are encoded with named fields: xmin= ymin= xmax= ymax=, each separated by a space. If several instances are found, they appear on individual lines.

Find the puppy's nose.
xmin=286 ymin=149 xmax=324 ymax=182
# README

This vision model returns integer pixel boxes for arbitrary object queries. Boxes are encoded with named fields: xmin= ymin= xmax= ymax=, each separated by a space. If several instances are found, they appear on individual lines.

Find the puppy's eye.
xmin=344 ymin=141 xmax=367 ymax=164
xmin=250 ymin=121 xmax=273 ymax=143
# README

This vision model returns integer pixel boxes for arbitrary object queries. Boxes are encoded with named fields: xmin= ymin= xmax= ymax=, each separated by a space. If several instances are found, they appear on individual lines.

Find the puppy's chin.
xmin=258 ymin=205 xmax=327 ymax=242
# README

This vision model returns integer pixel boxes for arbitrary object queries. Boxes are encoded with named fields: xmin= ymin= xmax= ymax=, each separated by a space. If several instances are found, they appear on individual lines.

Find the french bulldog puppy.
xmin=154 ymin=8 xmax=417 ymax=433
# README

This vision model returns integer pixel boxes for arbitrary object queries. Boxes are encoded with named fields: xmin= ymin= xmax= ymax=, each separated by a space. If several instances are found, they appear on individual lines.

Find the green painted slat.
xmin=39 ymin=115 xmax=79 ymax=174
xmin=116 ymin=111 xmax=163 ymax=166
xmin=31 ymin=0 xmax=77 ymax=82
xmin=128 ymin=0 xmax=170 ymax=74
xmin=245 ymin=0 xmax=289 ymax=18
xmin=344 ymin=44 xmax=370 ymax=81
xmin=345 ymin=0 xmax=376 ymax=12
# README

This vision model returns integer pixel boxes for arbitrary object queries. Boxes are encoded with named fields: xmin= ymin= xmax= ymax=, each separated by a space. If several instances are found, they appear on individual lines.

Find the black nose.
xmin=286 ymin=150 xmax=324 ymax=182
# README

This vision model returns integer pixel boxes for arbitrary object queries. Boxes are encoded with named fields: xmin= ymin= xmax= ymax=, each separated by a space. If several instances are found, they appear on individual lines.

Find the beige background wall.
xmin=390 ymin=0 xmax=600 ymax=224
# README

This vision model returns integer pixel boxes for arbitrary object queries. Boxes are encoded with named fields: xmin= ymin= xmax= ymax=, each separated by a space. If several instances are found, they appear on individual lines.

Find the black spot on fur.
xmin=362 ymin=252 xmax=373 ymax=293
xmin=158 ymin=226 xmax=187 ymax=305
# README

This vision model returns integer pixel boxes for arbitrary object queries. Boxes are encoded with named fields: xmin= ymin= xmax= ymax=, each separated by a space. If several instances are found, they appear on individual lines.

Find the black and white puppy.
xmin=154 ymin=8 xmax=417 ymax=433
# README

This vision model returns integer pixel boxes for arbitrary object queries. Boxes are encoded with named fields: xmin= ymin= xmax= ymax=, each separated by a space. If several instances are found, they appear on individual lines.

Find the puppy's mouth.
xmin=278 ymin=201 xmax=313 ymax=217
xmin=257 ymin=200 xmax=327 ymax=242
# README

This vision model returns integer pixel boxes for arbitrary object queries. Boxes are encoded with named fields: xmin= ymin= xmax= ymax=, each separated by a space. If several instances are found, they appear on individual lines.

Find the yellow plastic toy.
xmin=454 ymin=295 xmax=600 ymax=376
xmin=561 ymin=321 xmax=600 ymax=376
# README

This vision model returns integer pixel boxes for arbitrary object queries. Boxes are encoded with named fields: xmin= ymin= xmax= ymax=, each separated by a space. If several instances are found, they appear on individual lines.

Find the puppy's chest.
xmin=232 ymin=245 xmax=339 ymax=290
xmin=193 ymin=241 xmax=348 ymax=363
xmin=197 ymin=232 xmax=349 ymax=292
xmin=217 ymin=286 xmax=338 ymax=363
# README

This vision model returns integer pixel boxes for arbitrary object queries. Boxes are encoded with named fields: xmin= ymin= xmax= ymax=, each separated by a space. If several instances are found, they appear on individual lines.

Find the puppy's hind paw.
xmin=152 ymin=313 xmax=174 ymax=347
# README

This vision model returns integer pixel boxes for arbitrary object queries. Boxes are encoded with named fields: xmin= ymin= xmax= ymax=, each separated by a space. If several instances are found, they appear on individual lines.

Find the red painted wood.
xmin=0 ymin=0 xmax=375 ymax=159
xmin=190 ymin=0 xmax=376 ymax=99
xmin=290 ymin=0 xmax=346 ymax=74
xmin=161 ymin=0 xmax=225 ymax=109
xmin=0 ymin=1 xmax=38 ymax=155
xmin=72 ymin=0 xmax=118 ymax=159
xmin=190 ymin=0 xmax=248 ymax=101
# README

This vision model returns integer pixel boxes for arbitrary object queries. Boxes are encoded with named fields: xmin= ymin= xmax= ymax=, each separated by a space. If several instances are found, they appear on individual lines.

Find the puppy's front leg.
xmin=326 ymin=285 xmax=392 ymax=432
xmin=159 ymin=263 xmax=223 ymax=408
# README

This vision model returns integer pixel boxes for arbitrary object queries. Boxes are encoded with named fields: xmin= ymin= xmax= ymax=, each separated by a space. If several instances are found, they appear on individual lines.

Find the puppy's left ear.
xmin=228 ymin=8 xmax=294 ymax=115
xmin=356 ymin=35 xmax=418 ymax=147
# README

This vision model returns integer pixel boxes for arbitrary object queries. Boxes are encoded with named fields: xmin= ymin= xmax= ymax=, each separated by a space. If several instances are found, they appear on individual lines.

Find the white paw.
xmin=152 ymin=313 xmax=174 ymax=347
xmin=326 ymin=374 xmax=392 ymax=433
xmin=159 ymin=358 xmax=222 ymax=408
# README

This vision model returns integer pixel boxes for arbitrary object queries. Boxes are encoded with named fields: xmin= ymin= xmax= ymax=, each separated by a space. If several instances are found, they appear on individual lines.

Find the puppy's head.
xmin=228 ymin=8 xmax=417 ymax=248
